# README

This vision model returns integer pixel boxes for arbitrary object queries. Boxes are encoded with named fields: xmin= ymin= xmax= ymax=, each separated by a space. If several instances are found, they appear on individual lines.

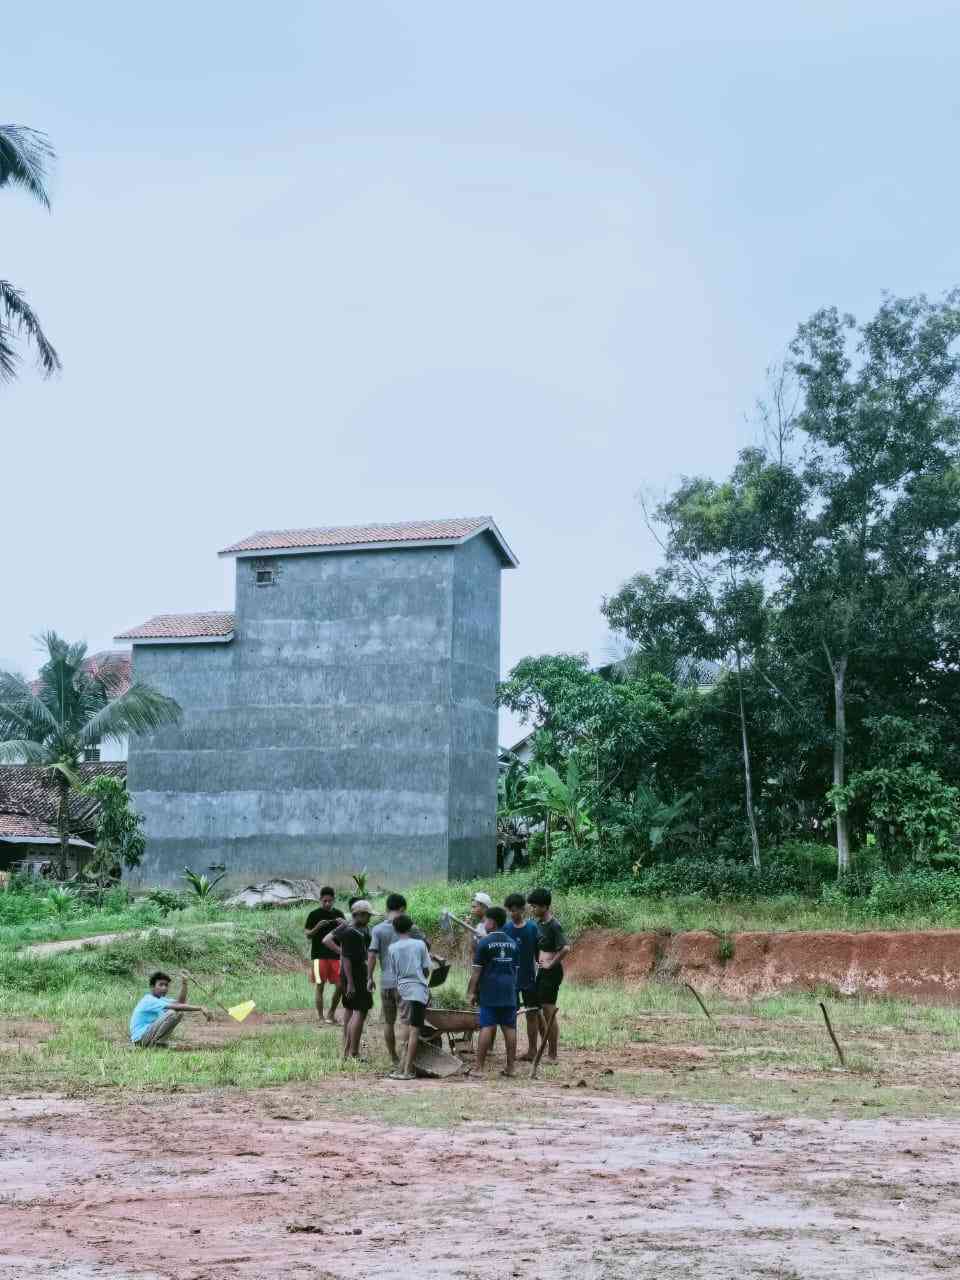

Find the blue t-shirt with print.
xmin=130 ymin=993 xmax=173 ymax=1043
xmin=474 ymin=930 xmax=518 ymax=1008
xmin=503 ymin=918 xmax=539 ymax=990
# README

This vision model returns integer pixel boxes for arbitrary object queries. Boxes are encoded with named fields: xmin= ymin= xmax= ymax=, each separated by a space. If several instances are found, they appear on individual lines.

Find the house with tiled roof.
xmin=116 ymin=517 xmax=517 ymax=889
xmin=0 ymin=763 xmax=126 ymax=871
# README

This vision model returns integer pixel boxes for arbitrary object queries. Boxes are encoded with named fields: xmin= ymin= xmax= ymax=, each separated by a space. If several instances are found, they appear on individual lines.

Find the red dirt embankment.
xmin=566 ymin=928 xmax=960 ymax=1000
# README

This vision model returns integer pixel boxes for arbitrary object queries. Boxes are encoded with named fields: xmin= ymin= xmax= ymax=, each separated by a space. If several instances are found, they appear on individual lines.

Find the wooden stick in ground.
xmin=818 ymin=1000 xmax=846 ymax=1067
xmin=684 ymin=982 xmax=714 ymax=1023
xmin=529 ymin=1007 xmax=559 ymax=1079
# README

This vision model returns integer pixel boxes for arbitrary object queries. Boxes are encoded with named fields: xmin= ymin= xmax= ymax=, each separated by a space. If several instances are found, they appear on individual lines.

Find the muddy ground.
xmin=3 ymin=1078 xmax=960 ymax=1280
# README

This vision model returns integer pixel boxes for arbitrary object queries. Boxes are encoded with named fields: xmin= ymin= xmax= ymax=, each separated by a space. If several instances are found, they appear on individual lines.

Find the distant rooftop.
xmin=29 ymin=650 xmax=131 ymax=698
xmin=0 ymin=762 xmax=126 ymax=846
xmin=115 ymin=611 xmax=236 ymax=643
xmin=219 ymin=516 xmax=518 ymax=567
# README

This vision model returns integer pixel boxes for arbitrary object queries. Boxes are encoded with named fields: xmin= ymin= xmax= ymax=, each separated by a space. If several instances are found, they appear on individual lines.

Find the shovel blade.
xmin=227 ymin=1000 xmax=256 ymax=1022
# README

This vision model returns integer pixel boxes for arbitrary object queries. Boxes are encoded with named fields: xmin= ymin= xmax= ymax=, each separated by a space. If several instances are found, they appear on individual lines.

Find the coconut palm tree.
xmin=0 ymin=633 xmax=181 ymax=877
xmin=0 ymin=124 xmax=61 ymax=381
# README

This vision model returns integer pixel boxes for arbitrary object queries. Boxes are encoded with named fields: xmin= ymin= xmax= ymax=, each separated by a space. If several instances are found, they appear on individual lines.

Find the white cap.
xmin=472 ymin=892 xmax=493 ymax=908
xmin=351 ymin=899 xmax=373 ymax=915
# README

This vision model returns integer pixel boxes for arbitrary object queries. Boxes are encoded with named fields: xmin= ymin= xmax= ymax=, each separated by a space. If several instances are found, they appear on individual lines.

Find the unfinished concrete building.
xmin=116 ymin=518 xmax=516 ymax=890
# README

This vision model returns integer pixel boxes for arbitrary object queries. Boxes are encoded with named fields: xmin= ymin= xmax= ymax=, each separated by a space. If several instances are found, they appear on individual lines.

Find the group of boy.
xmin=305 ymin=887 xmax=437 ymax=1079
xmin=466 ymin=887 xmax=569 ymax=1076
xmin=128 ymin=884 xmax=570 ymax=1080
xmin=305 ymin=883 xmax=570 ymax=1078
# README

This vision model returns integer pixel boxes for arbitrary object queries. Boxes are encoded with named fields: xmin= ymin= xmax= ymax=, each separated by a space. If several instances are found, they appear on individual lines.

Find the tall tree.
xmin=0 ymin=634 xmax=181 ymax=876
xmin=604 ymin=475 xmax=772 ymax=868
xmin=0 ymin=124 xmax=61 ymax=381
xmin=736 ymin=295 xmax=960 ymax=870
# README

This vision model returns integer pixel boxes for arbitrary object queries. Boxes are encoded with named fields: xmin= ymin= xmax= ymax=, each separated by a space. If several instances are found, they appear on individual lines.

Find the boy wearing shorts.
xmin=304 ymin=887 xmax=345 ymax=1024
xmin=387 ymin=914 xmax=432 ymax=1081
xmin=468 ymin=906 xmax=519 ymax=1077
xmin=326 ymin=900 xmax=374 ymax=1060
xmin=367 ymin=892 xmax=427 ymax=1066
xmin=504 ymin=892 xmax=541 ymax=1061
xmin=528 ymin=887 xmax=570 ymax=1064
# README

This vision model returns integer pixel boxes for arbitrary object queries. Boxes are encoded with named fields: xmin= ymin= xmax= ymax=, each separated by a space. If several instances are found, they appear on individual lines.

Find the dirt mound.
xmin=566 ymin=927 xmax=960 ymax=1000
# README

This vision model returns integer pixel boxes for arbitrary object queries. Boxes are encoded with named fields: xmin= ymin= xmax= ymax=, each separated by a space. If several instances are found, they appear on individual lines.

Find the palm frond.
xmin=0 ymin=737 xmax=51 ymax=764
xmin=0 ymin=280 xmax=61 ymax=380
xmin=0 ymin=125 xmax=54 ymax=208
xmin=0 ymin=670 xmax=58 ymax=740
xmin=78 ymin=683 xmax=182 ymax=746
xmin=32 ymin=632 xmax=89 ymax=732
xmin=45 ymin=758 xmax=82 ymax=788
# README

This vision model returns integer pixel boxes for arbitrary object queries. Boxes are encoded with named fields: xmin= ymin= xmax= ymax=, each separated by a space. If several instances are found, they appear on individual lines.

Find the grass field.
xmin=2 ymin=877 xmax=960 ymax=1122
xmin=2 ymin=908 xmax=959 ymax=1121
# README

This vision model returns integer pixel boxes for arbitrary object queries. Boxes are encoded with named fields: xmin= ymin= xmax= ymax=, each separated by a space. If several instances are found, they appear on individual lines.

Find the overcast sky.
xmin=4 ymin=3 xmax=960 ymax=742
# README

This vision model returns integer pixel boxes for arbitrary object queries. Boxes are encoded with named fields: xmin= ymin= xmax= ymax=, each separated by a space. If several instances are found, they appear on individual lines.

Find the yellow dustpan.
xmin=227 ymin=1000 xmax=256 ymax=1023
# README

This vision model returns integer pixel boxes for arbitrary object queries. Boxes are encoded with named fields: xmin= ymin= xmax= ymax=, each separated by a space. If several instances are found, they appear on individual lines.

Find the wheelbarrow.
xmin=412 ymin=1007 xmax=478 ymax=1079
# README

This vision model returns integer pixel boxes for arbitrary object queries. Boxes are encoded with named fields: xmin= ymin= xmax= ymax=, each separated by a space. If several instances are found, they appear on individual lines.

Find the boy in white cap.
xmin=460 ymin=892 xmax=492 ymax=1051
xmin=469 ymin=892 xmax=493 ymax=940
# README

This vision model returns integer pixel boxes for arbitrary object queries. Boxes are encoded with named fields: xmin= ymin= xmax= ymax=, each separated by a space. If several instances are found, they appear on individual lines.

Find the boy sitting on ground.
xmin=386 ymin=913 xmax=432 ymax=1081
xmin=129 ymin=971 xmax=211 ymax=1048
xmin=468 ymin=907 xmax=519 ymax=1077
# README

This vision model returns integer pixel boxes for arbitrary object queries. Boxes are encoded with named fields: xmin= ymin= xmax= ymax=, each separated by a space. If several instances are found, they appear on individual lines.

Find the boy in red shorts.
xmin=304 ymin=887 xmax=345 ymax=1024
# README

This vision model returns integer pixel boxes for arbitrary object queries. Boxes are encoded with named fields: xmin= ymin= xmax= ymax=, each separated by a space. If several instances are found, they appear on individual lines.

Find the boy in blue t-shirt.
xmin=468 ymin=906 xmax=519 ymax=1076
xmin=503 ymin=892 xmax=541 ymax=1062
xmin=129 ymin=971 xmax=210 ymax=1047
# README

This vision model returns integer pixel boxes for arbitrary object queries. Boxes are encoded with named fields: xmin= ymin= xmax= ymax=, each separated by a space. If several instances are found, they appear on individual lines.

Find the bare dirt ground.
xmin=3 ymin=1080 xmax=960 ymax=1280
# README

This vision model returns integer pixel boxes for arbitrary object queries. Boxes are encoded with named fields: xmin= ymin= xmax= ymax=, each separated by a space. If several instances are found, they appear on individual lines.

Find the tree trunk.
xmin=544 ymin=811 xmax=552 ymax=860
xmin=56 ymin=774 xmax=71 ymax=880
xmin=831 ymin=655 xmax=850 ymax=874
xmin=735 ymin=652 xmax=761 ymax=871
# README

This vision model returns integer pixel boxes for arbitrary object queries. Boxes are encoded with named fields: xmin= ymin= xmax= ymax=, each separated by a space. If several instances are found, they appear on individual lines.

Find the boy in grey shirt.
xmin=387 ymin=913 xmax=431 ymax=1081
xmin=367 ymin=893 xmax=427 ymax=1065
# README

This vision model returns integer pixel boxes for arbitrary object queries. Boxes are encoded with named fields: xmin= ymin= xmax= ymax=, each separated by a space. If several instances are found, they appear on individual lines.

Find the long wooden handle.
xmin=818 ymin=1001 xmax=846 ymax=1067
xmin=530 ymin=1007 xmax=559 ymax=1079
xmin=182 ymin=970 xmax=230 ymax=1017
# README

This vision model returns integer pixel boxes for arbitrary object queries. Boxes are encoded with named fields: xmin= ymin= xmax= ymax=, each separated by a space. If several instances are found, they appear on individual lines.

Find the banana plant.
xmin=517 ymin=758 xmax=595 ymax=851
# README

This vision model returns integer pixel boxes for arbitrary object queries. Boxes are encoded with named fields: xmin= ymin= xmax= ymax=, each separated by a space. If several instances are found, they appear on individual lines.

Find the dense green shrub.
xmin=860 ymin=870 xmax=960 ymax=916
xmin=537 ymin=839 xmax=635 ymax=890
xmin=537 ymin=836 xmax=841 ymax=899
xmin=632 ymin=857 xmax=824 ymax=900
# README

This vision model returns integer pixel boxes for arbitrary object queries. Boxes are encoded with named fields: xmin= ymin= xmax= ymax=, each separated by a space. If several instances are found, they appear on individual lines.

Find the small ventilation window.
xmin=253 ymin=559 xmax=279 ymax=587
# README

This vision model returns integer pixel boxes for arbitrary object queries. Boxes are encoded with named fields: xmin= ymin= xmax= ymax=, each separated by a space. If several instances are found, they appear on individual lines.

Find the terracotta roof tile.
xmin=0 ymin=812 xmax=93 ymax=846
xmin=115 ymin=612 xmax=236 ymax=641
xmin=219 ymin=516 xmax=517 ymax=564
xmin=0 ymin=764 xmax=127 ymax=836
xmin=29 ymin=650 xmax=131 ymax=698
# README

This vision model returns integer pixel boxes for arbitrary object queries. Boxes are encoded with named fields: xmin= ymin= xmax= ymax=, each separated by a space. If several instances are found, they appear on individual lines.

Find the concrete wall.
xmin=448 ymin=533 xmax=501 ymax=879
xmin=127 ymin=536 xmax=502 ymax=889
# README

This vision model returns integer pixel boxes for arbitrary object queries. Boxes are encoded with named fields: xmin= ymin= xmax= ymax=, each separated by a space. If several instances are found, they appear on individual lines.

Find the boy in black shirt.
xmin=528 ymin=887 xmax=570 ymax=1064
xmin=304 ymin=887 xmax=345 ymax=1024
xmin=325 ymin=900 xmax=374 ymax=1060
